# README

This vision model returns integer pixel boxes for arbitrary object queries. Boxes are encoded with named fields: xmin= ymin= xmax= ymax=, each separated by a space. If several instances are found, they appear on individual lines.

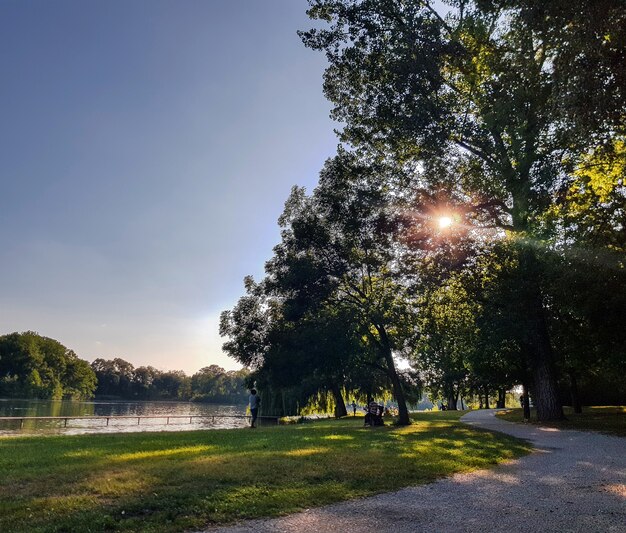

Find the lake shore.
xmin=0 ymin=398 xmax=249 ymax=436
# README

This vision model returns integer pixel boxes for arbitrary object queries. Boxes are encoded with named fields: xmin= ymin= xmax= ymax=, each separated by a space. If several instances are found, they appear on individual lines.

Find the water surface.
xmin=0 ymin=398 xmax=250 ymax=436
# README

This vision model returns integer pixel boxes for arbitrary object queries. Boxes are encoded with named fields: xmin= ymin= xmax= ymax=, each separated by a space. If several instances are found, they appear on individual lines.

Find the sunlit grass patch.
xmin=283 ymin=447 xmax=326 ymax=456
xmin=112 ymin=444 xmax=216 ymax=462
xmin=322 ymin=434 xmax=354 ymax=440
xmin=0 ymin=411 xmax=531 ymax=532
xmin=497 ymin=406 xmax=626 ymax=437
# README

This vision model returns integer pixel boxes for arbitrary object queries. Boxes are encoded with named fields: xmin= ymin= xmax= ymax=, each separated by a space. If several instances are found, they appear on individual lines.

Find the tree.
xmin=221 ymin=152 xmax=422 ymax=423
xmin=132 ymin=365 xmax=160 ymax=399
xmin=265 ymin=153 xmax=418 ymax=424
xmin=63 ymin=353 xmax=98 ymax=400
xmin=413 ymin=276 xmax=477 ymax=410
xmin=541 ymin=141 xmax=626 ymax=408
xmin=190 ymin=365 xmax=249 ymax=404
xmin=91 ymin=357 xmax=136 ymax=398
xmin=0 ymin=332 xmax=96 ymax=399
xmin=301 ymin=0 xmax=625 ymax=420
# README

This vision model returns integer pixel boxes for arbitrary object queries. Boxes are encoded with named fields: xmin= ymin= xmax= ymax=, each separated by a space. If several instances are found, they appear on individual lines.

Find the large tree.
xmin=301 ymin=0 xmax=625 ymax=420
xmin=0 ymin=332 xmax=96 ymax=399
xmin=222 ymin=151 xmax=420 ymax=424
xmin=268 ymin=154 xmax=419 ymax=424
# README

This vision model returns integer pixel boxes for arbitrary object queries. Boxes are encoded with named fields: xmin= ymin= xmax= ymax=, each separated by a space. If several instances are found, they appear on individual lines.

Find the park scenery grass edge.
xmin=496 ymin=406 xmax=626 ymax=437
xmin=0 ymin=411 xmax=531 ymax=533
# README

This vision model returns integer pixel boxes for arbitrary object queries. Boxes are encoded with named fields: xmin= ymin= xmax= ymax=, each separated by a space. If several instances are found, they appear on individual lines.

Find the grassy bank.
xmin=497 ymin=406 xmax=626 ymax=437
xmin=1 ymin=411 xmax=530 ymax=533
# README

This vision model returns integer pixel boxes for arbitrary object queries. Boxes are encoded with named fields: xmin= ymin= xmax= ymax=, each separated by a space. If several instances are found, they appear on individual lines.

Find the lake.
xmin=0 ymin=398 xmax=249 ymax=436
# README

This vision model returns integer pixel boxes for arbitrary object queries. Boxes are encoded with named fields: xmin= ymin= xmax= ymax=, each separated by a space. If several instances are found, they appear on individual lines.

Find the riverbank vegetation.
xmin=497 ymin=407 xmax=626 ymax=437
xmin=0 ymin=332 xmax=249 ymax=404
xmin=0 ymin=411 xmax=530 ymax=533
xmin=91 ymin=359 xmax=249 ymax=404
xmin=0 ymin=332 xmax=96 ymax=400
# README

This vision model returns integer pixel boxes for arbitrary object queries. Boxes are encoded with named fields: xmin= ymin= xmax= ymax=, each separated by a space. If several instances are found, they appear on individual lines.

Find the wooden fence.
xmin=0 ymin=414 xmax=280 ymax=429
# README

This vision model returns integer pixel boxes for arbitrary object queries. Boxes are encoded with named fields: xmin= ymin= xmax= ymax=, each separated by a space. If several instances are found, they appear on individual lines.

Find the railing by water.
xmin=0 ymin=414 xmax=280 ymax=429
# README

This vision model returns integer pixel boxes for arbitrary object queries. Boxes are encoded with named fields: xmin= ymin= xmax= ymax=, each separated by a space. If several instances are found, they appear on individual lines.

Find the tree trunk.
xmin=531 ymin=337 xmax=564 ymax=421
xmin=497 ymin=388 xmax=506 ymax=408
xmin=484 ymin=386 xmax=490 ymax=409
xmin=446 ymin=386 xmax=457 ymax=410
xmin=569 ymin=371 xmax=582 ymax=414
xmin=331 ymin=383 xmax=347 ymax=418
xmin=518 ymin=247 xmax=565 ymax=421
xmin=378 ymin=326 xmax=410 ymax=425
xmin=522 ymin=382 xmax=531 ymax=421
xmin=282 ymin=390 xmax=287 ymax=416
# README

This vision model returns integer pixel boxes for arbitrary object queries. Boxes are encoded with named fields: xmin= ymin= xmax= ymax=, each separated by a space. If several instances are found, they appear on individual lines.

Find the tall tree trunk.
xmin=447 ymin=396 xmax=457 ymax=410
xmin=331 ymin=383 xmax=347 ymax=418
xmin=569 ymin=371 xmax=582 ymax=414
xmin=378 ymin=326 xmax=410 ymax=425
xmin=446 ymin=384 xmax=457 ymax=410
xmin=530 ymin=335 xmax=563 ymax=421
xmin=281 ymin=390 xmax=287 ymax=417
xmin=518 ymin=247 xmax=565 ymax=421
xmin=484 ymin=386 xmax=490 ymax=409
xmin=522 ymin=381 xmax=531 ymax=421
xmin=497 ymin=388 xmax=506 ymax=408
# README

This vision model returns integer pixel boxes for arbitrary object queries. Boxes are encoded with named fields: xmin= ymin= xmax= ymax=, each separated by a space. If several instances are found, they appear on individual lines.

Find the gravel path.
xmin=198 ymin=410 xmax=626 ymax=533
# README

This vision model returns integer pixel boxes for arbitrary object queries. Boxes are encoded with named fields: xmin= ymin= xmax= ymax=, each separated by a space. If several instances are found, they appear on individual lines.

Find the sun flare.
xmin=438 ymin=216 xmax=454 ymax=229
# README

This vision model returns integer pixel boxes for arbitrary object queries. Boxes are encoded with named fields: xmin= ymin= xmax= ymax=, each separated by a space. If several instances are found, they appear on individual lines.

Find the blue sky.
xmin=0 ymin=1 xmax=337 ymax=374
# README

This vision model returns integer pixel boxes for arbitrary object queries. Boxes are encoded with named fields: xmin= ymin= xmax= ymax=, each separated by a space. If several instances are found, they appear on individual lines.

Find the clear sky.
xmin=0 ymin=1 xmax=338 ymax=374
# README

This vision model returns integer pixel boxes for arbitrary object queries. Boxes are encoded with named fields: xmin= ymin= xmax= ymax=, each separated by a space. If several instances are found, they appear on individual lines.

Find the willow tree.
xmin=263 ymin=152 xmax=418 ymax=425
xmin=301 ymin=0 xmax=625 ymax=420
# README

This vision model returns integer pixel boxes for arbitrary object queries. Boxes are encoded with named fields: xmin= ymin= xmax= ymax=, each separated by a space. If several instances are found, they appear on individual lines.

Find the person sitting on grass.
xmin=364 ymin=401 xmax=384 ymax=426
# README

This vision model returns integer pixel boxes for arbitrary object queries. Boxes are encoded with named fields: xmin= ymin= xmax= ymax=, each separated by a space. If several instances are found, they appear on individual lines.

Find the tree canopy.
xmin=220 ymin=1 xmax=625 ymax=421
xmin=0 ymin=332 xmax=96 ymax=400
xmin=91 ymin=358 xmax=250 ymax=403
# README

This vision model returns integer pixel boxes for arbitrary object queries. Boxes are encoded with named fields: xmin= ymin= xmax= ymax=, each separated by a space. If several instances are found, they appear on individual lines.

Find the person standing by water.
xmin=248 ymin=389 xmax=261 ymax=428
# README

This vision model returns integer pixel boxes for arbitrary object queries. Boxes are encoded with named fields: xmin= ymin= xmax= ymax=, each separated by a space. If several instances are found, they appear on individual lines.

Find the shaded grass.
xmin=0 ymin=411 xmax=530 ymax=533
xmin=497 ymin=406 xmax=626 ymax=437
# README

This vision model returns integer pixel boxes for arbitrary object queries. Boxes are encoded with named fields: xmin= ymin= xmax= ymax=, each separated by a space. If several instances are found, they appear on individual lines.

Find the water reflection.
xmin=0 ymin=399 xmax=250 ymax=436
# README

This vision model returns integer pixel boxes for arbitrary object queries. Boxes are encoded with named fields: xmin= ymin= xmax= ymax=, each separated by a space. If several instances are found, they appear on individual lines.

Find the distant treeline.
xmin=0 ymin=332 xmax=249 ymax=404
xmin=91 ymin=358 xmax=249 ymax=403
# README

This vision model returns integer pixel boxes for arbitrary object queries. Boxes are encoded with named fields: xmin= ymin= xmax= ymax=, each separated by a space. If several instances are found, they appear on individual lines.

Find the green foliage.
xmin=0 ymin=332 xmax=96 ymax=400
xmin=222 ymin=152 xmax=422 ymax=423
xmin=301 ymin=0 xmax=626 ymax=420
xmin=90 ymin=358 xmax=250 ymax=404
xmin=413 ymin=275 xmax=479 ymax=407
xmin=220 ymin=1 xmax=625 ymax=423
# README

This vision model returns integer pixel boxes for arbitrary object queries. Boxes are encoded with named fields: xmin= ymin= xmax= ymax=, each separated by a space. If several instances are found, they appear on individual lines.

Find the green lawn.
xmin=1 ymin=411 xmax=530 ymax=533
xmin=497 ymin=406 xmax=626 ymax=437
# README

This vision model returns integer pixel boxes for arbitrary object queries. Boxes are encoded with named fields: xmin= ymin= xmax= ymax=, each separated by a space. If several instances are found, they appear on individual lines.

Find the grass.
xmin=0 ymin=411 xmax=530 ymax=533
xmin=497 ymin=406 xmax=626 ymax=437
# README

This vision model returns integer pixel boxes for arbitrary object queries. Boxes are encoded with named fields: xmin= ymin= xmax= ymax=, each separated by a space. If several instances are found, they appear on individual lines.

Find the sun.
xmin=438 ymin=216 xmax=454 ymax=229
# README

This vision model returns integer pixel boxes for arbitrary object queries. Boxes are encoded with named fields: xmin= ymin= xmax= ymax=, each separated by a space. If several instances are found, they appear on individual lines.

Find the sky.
xmin=0 ymin=0 xmax=338 ymax=374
